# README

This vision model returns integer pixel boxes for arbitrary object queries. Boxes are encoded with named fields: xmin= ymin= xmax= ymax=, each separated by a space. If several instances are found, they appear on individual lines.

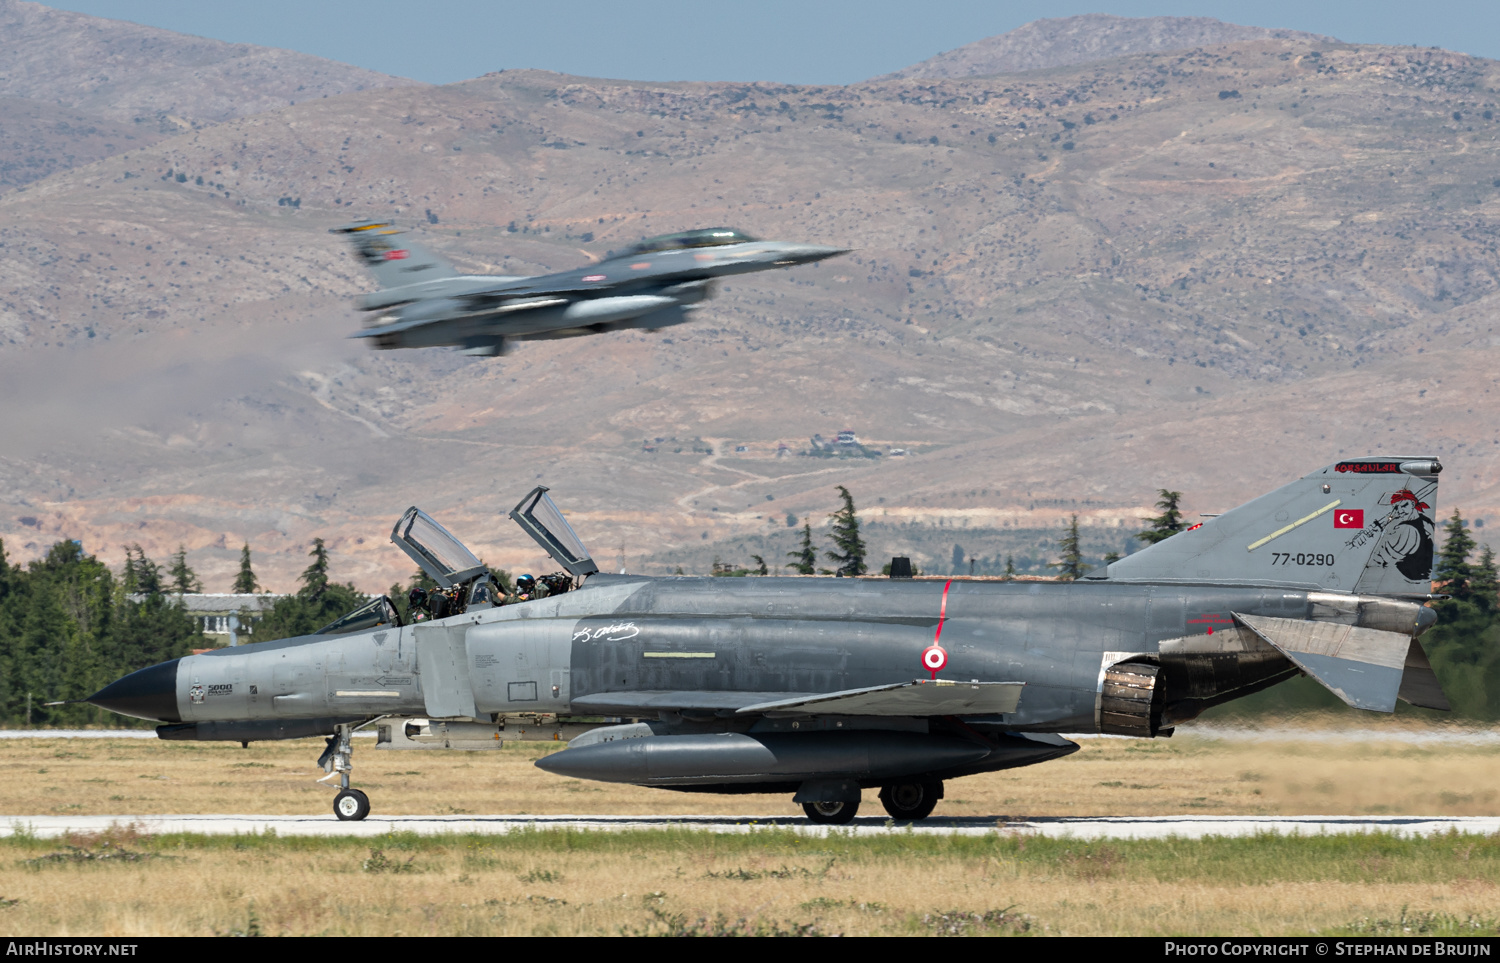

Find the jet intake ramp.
xmin=1233 ymin=614 xmax=1449 ymax=713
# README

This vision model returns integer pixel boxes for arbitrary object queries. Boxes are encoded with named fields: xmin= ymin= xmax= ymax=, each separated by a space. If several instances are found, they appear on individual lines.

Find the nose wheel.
xmin=334 ymin=788 xmax=371 ymax=821
xmin=318 ymin=723 xmax=373 ymax=821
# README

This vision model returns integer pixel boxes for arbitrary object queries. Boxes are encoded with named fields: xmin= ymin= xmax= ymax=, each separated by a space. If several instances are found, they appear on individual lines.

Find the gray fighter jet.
xmin=86 ymin=456 xmax=1450 ymax=823
xmin=330 ymin=222 xmax=847 ymax=356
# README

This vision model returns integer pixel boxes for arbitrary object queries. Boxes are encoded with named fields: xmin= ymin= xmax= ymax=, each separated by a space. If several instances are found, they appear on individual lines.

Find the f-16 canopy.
xmin=614 ymin=228 xmax=758 ymax=259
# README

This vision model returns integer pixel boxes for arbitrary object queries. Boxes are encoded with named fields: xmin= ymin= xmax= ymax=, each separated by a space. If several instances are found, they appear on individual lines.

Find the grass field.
xmin=0 ymin=826 xmax=1497 ymax=936
xmin=1 ymin=723 xmax=1497 ymax=819
xmin=1 ymin=721 xmax=1497 ymax=936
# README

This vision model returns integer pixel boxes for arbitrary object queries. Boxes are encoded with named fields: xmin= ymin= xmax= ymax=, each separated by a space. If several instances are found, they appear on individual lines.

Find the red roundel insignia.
xmin=384 ymin=250 xmax=409 ymax=260
xmin=921 ymin=644 xmax=947 ymax=676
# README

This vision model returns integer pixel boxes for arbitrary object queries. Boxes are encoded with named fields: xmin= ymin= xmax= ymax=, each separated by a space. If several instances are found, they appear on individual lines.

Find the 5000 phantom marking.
xmin=87 ymin=458 xmax=1450 ymax=823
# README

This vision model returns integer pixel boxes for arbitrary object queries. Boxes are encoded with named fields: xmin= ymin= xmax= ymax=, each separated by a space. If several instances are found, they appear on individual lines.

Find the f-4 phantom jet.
xmin=86 ymin=457 xmax=1450 ymax=824
xmin=331 ymin=222 xmax=847 ymax=356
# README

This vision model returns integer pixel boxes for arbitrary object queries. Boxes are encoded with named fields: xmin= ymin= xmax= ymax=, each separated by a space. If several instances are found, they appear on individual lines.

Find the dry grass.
xmin=0 ymin=826 xmax=1496 ymax=936
xmin=1 ymin=722 xmax=1497 ymax=819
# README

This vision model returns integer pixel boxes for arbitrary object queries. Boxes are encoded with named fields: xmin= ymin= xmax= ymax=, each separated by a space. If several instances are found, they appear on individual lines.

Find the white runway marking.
xmin=4 ymin=814 xmax=1496 ymax=839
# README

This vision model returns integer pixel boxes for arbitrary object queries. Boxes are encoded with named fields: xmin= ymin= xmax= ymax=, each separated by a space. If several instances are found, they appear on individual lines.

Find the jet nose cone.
xmin=775 ymin=244 xmax=850 ymax=265
xmin=87 ymin=658 xmax=181 ymax=722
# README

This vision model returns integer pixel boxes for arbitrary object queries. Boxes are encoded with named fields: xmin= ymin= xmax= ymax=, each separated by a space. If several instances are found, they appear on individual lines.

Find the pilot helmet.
xmin=515 ymin=574 xmax=535 ymax=593
xmin=407 ymin=586 xmax=429 ymax=608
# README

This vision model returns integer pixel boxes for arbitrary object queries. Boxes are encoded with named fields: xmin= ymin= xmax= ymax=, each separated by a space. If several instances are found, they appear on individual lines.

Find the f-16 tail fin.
xmin=331 ymin=220 xmax=457 ymax=289
xmin=1103 ymin=457 xmax=1441 ymax=595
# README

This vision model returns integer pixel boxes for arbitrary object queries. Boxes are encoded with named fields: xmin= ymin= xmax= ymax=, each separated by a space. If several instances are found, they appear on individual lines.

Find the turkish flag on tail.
xmin=1334 ymin=509 xmax=1364 ymax=529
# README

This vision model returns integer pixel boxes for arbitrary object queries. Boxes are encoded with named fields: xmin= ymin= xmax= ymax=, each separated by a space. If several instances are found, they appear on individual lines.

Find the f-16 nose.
xmin=771 ymin=244 xmax=850 ymax=266
xmin=86 ymin=659 xmax=181 ymax=722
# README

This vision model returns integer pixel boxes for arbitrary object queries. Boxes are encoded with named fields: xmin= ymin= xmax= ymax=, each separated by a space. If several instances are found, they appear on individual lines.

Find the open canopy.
xmin=390 ymin=507 xmax=490 ymax=589
xmin=509 ymin=486 xmax=599 ymax=578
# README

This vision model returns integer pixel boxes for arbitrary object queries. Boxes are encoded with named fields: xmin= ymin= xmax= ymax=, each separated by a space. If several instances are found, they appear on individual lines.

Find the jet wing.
xmin=568 ymin=690 xmax=819 ymax=714
xmin=737 ymin=680 xmax=1024 ymax=717
xmin=569 ymin=680 xmax=1024 ymax=717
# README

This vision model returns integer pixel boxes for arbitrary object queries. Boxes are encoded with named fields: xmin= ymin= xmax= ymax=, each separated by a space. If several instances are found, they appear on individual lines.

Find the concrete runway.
xmin=4 ymin=813 xmax=1497 ymax=839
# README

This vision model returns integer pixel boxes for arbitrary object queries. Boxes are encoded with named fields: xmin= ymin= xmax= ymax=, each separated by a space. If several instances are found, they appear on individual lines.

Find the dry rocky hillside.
xmin=878 ymin=14 xmax=1336 ymax=80
xmin=1 ymin=9 xmax=1498 ymax=590
xmin=0 ymin=0 xmax=417 ymax=190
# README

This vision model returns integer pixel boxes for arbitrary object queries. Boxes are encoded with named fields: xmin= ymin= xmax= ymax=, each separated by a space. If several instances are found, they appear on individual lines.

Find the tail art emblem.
xmin=921 ymin=580 xmax=953 ymax=678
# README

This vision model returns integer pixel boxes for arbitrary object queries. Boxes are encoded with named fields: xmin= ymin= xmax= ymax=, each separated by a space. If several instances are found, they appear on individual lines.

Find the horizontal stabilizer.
xmin=1234 ymin=613 xmax=1411 ymax=712
xmin=1396 ymin=638 xmax=1451 ymax=711
xmin=737 ymin=680 xmax=1024 ymax=717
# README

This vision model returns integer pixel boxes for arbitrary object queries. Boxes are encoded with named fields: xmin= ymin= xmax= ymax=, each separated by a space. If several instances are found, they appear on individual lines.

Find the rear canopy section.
xmin=509 ymin=486 xmax=599 ymax=578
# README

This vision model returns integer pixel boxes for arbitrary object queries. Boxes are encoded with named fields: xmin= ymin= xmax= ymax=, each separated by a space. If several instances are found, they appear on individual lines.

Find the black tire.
xmin=879 ymin=782 xmax=940 ymax=821
xmin=802 ymin=800 xmax=859 ymax=825
xmin=334 ymin=788 xmax=371 ymax=821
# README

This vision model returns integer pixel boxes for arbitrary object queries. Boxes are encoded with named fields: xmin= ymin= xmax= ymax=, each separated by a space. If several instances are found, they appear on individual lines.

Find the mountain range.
xmin=1 ymin=2 xmax=1497 ymax=591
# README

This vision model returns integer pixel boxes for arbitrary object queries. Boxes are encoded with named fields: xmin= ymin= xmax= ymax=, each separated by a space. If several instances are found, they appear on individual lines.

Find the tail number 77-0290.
xmin=1271 ymin=552 xmax=1335 ymax=566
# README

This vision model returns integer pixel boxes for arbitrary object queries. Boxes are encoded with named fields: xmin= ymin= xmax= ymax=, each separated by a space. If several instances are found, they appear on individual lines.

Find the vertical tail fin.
xmin=1104 ymin=456 xmax=1441 ymax=595
xmin=330 ymin=220 xmax=457 ymax=289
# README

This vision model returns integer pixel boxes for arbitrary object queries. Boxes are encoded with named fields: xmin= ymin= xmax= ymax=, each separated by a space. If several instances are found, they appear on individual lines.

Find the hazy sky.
xmin=42 ymin=0 xmax=1500 ymax=85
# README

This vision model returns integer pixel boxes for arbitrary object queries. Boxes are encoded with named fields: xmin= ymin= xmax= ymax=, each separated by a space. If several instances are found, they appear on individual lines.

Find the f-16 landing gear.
xmin=879 ymin=781 xmax=941 ymax=821
xmin=802 ymin=800 xmax=859 ymax=825
xmin=319 ymin=724 xmax=373 ymax=821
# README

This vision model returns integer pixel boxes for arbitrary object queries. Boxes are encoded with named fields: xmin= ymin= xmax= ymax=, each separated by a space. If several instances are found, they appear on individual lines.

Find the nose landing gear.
xmin=318 ymin=724 xmax=372 ymax=821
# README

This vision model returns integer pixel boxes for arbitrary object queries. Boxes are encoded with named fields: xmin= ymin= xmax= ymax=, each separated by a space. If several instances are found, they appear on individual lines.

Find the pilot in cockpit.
xmin=502 ymin=573 xmax=548 ymax=605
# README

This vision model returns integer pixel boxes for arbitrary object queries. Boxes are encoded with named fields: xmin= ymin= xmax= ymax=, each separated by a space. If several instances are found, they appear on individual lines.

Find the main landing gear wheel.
xmin=802 ymin=800 xmax=859 ymax=825
xmin=879 ymin=782 xmax=940 ymax=821
xmin=334 ymin=788 xmax=370 ymax=821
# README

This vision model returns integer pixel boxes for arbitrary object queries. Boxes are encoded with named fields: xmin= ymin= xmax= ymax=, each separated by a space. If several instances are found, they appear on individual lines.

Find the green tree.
xmin=1003 ymin=555 xmax=1016 ymax=580
xmin=787 ymin=523 xmax=816 ymax=574
xmin=123 ymin=545 xmax=163 ymax=596
xmin=299 ymin=538 xmax=330 ymax=600
xmin=168 ymin=545 xmax=201 ymax=595
xmin=750 ymin=554 xmax=768 ymax=576
xmin=1050 ymin=515 xmax=1087 ymax=581
xmin=232 ymin=543 xmax=259 ymax=594
xmin=1137 ymin=490 xmax=1186 ymax=545
xmin=1435 ymin=510 xmax=1477 ymax=602
xmin=824 ymin=486 xmax=867 ymax=576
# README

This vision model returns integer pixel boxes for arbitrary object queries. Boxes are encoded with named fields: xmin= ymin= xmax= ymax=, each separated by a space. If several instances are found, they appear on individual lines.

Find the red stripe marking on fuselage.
xmin=934 ymin=579 xmax=953 ymax=644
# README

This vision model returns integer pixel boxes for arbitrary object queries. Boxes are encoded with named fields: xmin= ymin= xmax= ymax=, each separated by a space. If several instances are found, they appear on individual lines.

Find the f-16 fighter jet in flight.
xmin=85 ymin=457 xmax=1449 ymax=824
xmin=331 ymin=221 xmax=848 ymax=356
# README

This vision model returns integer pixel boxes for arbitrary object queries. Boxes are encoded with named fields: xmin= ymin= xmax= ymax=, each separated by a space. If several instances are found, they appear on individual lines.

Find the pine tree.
xmin=750 ymin=554 xmax=768 ymax=576
xmin=1050 ymin=515 xmax=1087 ymax=580
xmin=232 ymin=544 xmax=259 ymax=594
xmin=787 ymin=523 xmax=817 ymax=574
xmin=1137 ymin=490 xmax=1186 ymax=545
xmin=1473 ymin=544 xmax=1498 ymax=614
xmin=168 ymin=545 xmax=201 ymax=595
xmin=1003 ymin=555 xmax=1016 ymax=580
xmin=298 ymin=538 xmax=330 ymax=600
xmin=824 ymin=486 xmax=867 ymax=576
xmin=1436 ymin=510 xmax=1477 ymax=601
xmin=126 ymin=545 xmax=163 ymax=596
